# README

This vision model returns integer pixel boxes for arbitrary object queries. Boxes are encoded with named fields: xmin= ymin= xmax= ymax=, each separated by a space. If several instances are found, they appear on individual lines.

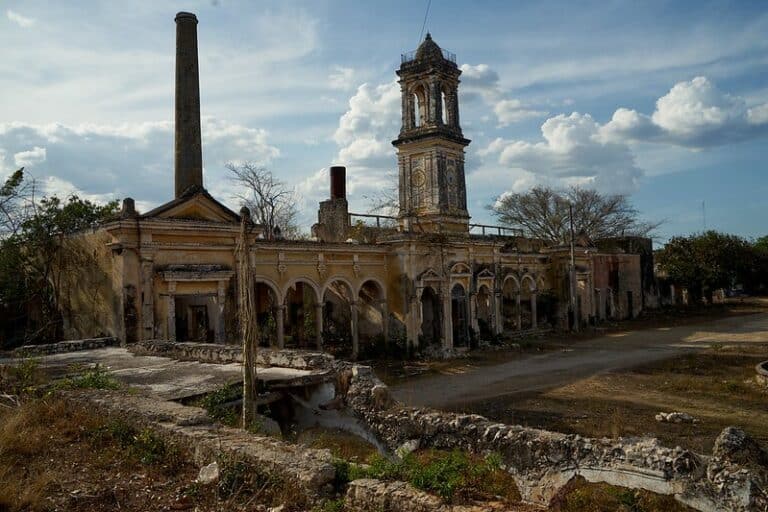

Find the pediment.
xmin=142 ymin=189 xmax=239 ymax=223
xmin=450 ymin=262 xmax=472 ymax=275
xmin=418 ymin=268 xmax=441 ymax=281
xmin=476 ymin=268 xmax=495 ymax=279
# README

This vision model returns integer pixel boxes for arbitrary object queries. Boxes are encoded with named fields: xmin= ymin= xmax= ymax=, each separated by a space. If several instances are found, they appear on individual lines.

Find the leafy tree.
xmin=0 ymin=171 xmax=119 ymax=346
xmin=656 ymin=231 xmax=758 ymax=300
xmin=489 ymin=186 xmax=660 ymax=243
xmin=226 ymin=162 xmax=302 ymax=240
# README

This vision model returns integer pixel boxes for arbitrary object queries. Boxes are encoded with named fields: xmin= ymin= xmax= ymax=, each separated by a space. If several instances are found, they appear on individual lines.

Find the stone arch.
xmin=450 ymin=262 xmax=472 ymax=275
xmin=322 ymin=277 xmax=356 ymax=359
xmin=281 ymin=277 xmax=321 ymax=304
xmin=502 ymin=275 xmax=520 ymax=331
xmin=411 ymin=82 xmax=428 ymax=127
xmin=282 ymin=277 xmax=321 ymax=350
xmin=357 ymin=279 xmax=387 ymax=356
xmin=521 ymin=274 xmax=537 ymax=292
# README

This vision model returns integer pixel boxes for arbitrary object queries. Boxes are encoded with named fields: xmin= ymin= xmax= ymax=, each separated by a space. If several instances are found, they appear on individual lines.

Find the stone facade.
xmin=58 ymin=14 xmax=652 ymax=359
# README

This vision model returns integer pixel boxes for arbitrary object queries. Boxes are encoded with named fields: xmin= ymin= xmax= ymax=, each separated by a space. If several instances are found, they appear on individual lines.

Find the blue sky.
xmin=1 ymin=0 xmax=767 ymax=243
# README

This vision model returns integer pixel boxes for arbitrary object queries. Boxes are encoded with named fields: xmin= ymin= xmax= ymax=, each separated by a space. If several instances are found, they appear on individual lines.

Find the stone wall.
xmin=342 ymin=365 xmax=768 ymax=512
xmin=14 ymin=337 xmax=119 ymax=357
xmin=130 ymin=340 xmax=336 ymax=370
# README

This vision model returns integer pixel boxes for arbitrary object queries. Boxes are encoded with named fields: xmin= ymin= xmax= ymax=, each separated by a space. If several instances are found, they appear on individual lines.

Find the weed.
xmin=349 ymin=449 xmax=520 ymax=504
xmin=0 ymin=358 xmax=43 ymax=395
xmin=197 ymin=384 xmax=241 ymax=426
xmin=56 ymin=364 xmax=120 ymax=390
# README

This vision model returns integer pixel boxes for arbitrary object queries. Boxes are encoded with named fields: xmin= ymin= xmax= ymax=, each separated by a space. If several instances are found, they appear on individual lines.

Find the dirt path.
xmin=391 ymin=312 xmax=768 ymax=408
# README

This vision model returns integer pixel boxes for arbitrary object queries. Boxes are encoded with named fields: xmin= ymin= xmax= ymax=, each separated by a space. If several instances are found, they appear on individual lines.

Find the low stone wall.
xmin=757 ymin=361 xmax=768 ymax=388
xmin=69 ymin=390 xmax=337 ymax=496
xmin=342 ymin=365 xmax=768 ymax=512
xmin=130 ymin=340 xmax=336 ymax=370
xmin=345 ymin=479 xmax=510 ymax=511
xmin=14 ymin=337 xmax=118 ymax=357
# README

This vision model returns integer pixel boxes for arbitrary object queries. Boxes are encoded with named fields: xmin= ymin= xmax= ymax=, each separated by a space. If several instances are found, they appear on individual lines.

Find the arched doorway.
xmin=521 ymin=276 xmax=536 ymax=330
xmin=323 ymin=279 xmax=355 ymax=359
xmin=451 ymin=284 xmax=469 ymax=347
xmin=283 ymin=280 xmax=318 ymax=349
xmin=254 ymin=281 xmax=279 ymax=347
xmin=476 ymin=285 xmax=492 ymax=339
xmin=502 ymin=277 xmax=520 ymax=331
xmin=420 ymin=286 xmax=441 ymax=347
xmin=358 ymin=280 xmax=386 ymax=357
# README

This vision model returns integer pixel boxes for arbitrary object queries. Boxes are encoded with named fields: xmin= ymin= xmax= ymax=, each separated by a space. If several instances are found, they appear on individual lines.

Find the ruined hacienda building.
xmin=59 ymin=13 xmax=654 ymax=358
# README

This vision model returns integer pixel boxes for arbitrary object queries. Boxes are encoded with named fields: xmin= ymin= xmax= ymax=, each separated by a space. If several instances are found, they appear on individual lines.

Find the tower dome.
xmin=414 ymin=33 xmax=443 ymax=61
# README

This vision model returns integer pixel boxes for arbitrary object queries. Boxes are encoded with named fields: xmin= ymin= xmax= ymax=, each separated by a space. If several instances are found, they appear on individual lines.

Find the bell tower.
xmin=393 ymin=33 xmax=471 ymax=234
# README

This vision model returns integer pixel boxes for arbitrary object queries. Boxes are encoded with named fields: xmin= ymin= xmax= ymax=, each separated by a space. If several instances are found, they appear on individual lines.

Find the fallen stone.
xmin=655 ymin=412 xmax=698 ymax=424
xmin=713 ymin=427 xmax=768 ymax=468
xmin=196 ymin=461 xmax=219 ymax=484
xmin=395 ymin=439 xmax=420 ymax=460
xmin=253 ymin=414 xmax=282 ymax=436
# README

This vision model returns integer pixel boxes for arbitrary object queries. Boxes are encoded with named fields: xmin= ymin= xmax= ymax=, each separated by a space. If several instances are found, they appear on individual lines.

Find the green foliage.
xmin=56 ymin=364 xmax=120 ymax=390
xmin=348 ymin=450 xmax=518 ymax=503
xmin=90 ymin=419 xmax=179 ymax=467
xmin=0 ymin=170 xmax=120 ymax=347
xmin=198 ymin=384 xmax=241 ymax=426
xmin=0 ymin=358 xmax=42 ymax=395
xmin=657 ymin=231 xmax=768 ymax=299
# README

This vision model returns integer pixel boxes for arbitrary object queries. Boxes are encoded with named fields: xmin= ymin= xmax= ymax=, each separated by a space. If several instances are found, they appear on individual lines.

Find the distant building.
xmin=59 ymin=13 xmax=652 ymax=357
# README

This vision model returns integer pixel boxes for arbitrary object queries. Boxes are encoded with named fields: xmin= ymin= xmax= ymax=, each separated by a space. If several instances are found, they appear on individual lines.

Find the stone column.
xmin=531 ymin=292 xmax=538 ymax=330
xmin=166 ymin=281 xmax=176 ymax=341
xmin=516 ymin=293 xmax=522 ymax=331
xmin=596 ymin=289 xmax=604 ymax=321
xmin=493 ymin=291 xmax=503 ymax=335
xmin=469 ymin=292 xmax=479 ymax=333
xmin=315 ymin=303 xmax=323 ymax=350
xmin=140 ymin=258 xmax=155 ymax=340
xmin=275 ymin=305 xmax=285 ymax=349
xmin=442 ymin=291 xmax=453 ymax=351
xmin=215 ymin=280 xmax=226 ymax=343
xmin=351 ymin=301 xmax=359 ymax=360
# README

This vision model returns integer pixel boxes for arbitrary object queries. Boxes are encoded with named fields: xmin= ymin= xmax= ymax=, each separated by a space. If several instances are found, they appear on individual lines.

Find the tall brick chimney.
xmin=174 ymin=12 xmax=203 ymax=198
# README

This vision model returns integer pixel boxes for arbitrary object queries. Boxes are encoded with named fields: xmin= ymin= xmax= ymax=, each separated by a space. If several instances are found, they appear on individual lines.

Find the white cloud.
xmin=6 ymin=9 xmax=35 ymax=28
xmin=493 ymin=99 xmax=547 ymax=126
xmin=13 ymin=146 xmax=46 ymax=167
xmin=328 ymin=66 xmax=357 ymax=91
xmin=482 ymin=113 xmax=643 ymax=194
xmin=0 ymin=118 xmax=279 ymax=212
xmin=601 ymin=76 xmax=768 ymax=148
xmin=333 ymin=80 xmax=400 ymax=168
xmin=459 ymin=64 xmax=500 ymax=90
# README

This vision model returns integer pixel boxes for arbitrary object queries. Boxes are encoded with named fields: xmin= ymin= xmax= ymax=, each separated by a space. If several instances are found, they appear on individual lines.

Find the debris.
xmin=196 ymin=462 xmax=219 ymax=485
xmin=655 ymin=412 xmax=698 ymax=423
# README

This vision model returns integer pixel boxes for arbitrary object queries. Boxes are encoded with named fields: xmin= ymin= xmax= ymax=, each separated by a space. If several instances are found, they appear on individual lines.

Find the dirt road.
xmin=391 ymin=312 xmax=768 ymax=408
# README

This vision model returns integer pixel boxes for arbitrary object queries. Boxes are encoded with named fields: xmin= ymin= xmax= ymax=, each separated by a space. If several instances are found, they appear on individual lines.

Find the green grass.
xmin=57 ymin=364 xmax=120 ymax=390
xmin=195 ymin=384 xmax=242 ymax=426
xmin=340 ymin=449 xmax=519 ymax=504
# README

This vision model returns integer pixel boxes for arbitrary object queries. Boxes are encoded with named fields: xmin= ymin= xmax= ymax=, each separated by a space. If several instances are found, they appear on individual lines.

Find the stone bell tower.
xmin=393 ymin=33 xmax=471 ymax=234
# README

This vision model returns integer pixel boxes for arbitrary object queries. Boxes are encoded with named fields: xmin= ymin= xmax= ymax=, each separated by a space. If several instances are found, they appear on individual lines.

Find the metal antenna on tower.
xmin=418 ymin=0 xmax=432 ymax=44
xmin=702 ymin=200 xmax=707 ymax=231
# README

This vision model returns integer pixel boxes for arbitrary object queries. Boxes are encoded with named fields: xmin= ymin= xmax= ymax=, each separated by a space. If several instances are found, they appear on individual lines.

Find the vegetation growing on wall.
xmin=0 ymin=169 xmax=119 ymax=348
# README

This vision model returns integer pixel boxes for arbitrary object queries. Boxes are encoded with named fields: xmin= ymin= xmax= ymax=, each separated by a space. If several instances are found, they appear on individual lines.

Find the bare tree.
xmin=0 ymin=168 xmax=37 ymax=238
xmin=489 ymin=186 xmax=660 ymax=243
xmin=363 ymin=170 xmax=399 ymax=218
xmin=226 ymin=162 xmax=302 ymax=240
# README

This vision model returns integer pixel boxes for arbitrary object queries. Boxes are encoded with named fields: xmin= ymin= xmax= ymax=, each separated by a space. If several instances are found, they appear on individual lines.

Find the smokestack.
xmin=174 ymin=12 xmax=203 ymax=198
xmin=330 ymin=166 xmax=346 ymax=200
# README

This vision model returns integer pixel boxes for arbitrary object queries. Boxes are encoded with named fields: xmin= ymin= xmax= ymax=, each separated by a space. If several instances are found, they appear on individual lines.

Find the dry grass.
xmin=464 ymin=346 xmax=768 ymax=454
xmin=296 ymin=427 xmax=379 ymax=463
xmin=552 ymin=477 xmax=695 ymax=512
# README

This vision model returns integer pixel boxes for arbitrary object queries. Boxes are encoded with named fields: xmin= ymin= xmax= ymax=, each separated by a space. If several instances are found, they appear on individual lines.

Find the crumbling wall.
xmin=342 ymin=365 xmax=768 ymax=512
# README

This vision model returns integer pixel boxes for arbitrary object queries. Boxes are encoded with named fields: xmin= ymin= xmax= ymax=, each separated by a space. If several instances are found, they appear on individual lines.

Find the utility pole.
xmin=569 ymin=203 xmax=579 ymax=332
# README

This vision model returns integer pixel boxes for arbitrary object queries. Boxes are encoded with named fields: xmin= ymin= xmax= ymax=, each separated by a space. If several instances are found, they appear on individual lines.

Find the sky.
xmin=1 ymin=0 xmax=767 ymax=244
